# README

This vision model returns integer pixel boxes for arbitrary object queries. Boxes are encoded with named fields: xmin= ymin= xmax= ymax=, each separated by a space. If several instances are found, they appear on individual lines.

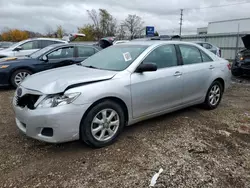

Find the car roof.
xmin=47 ymin=43 xmax=101 ymax=49
xmin=117 ymin=40 xmax=202 ymax=47
xmin=192 ymin=41 xmax=210 ymax=44
xmin=31 ymin=38 xmax=65 ymax=42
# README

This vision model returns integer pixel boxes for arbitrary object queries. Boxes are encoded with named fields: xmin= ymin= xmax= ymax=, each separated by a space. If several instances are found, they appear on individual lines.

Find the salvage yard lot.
xmin=0 ymin=78 xmax=250 ymax=188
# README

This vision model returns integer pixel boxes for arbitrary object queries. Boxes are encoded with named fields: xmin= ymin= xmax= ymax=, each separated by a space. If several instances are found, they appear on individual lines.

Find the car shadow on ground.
xmin=0 ymin=86 xmax=14 ymax=91
xmin=21 ymin=106 xmax=199 ymax=153
xmin=232 ymin=75 xmax=250 ymax=83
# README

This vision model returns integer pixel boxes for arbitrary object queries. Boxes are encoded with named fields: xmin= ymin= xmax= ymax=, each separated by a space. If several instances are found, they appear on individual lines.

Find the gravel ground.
xmin=0 ymin=78 xmax=250 ymax=188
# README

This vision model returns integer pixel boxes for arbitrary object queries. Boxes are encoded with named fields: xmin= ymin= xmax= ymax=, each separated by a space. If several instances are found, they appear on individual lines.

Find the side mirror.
xmin=13 ymin=46 xmax=23 ymax=51
xmin=42 ymin=55 xmax=48 ymax=62
xmin=136 ymin=63 xmax=157 ymax=73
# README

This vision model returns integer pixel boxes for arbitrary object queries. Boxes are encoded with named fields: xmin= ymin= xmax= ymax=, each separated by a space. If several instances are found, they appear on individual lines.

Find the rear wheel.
xmin=80 ymin=100 xmax=125 ymax=148
xmin=203 ymin=81 xmax=223 ymax=110
xmin=10 ymin=69 xmax=32 ymax=88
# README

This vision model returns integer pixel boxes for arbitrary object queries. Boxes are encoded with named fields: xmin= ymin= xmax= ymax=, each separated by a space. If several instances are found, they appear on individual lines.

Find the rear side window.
xmin=200 ymin=50 xmax=213 ymax=62
xmin=143 ymin=45 xmax=178 ymax=69
xmin=202 ymin=43 xmax=212 ymax=50
xmin=77 ymin=46 xmax=95 ymax=57
xmin=179 ymin=45 xmax=202 ymax=65
xmin=39 ymin=40 xmax=54 ymax=48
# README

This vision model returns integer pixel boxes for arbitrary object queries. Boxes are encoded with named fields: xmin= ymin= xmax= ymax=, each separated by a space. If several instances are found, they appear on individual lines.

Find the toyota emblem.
xmin=17 ymin=88 xmax=22 ymax=97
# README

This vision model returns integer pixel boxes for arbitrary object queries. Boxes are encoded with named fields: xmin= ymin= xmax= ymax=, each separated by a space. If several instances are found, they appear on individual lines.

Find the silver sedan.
xmin=13 ymin=41 xmax=231 ymax=148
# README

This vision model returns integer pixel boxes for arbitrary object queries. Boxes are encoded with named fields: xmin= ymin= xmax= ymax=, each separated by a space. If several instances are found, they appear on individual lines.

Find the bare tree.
xmin=87 ymin=9 xmax=117 ymax=39
xmin=123 ymin=15 xmax=144 ymax=40
xmin=56 ymin=25 xmax=65 ymax=38
xmin=87 ymin=9 xmax=99 ymax=29
xmin=45 ymin=25 xmax=54 ymax=37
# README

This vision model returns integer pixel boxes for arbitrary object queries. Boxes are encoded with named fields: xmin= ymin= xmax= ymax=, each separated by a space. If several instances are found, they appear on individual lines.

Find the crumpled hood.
xmin=242 ymin=35 xmax=250 ymax=49
xmin=21 ymin=65 xmax=117 ymax=94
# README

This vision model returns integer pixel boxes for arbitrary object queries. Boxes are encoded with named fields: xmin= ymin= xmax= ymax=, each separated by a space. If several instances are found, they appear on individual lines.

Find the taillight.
xmin=227 ymin=63 xmax=231 ymax=70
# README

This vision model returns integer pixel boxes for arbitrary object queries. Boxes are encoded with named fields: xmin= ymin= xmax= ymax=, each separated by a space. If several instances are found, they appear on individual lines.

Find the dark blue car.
xmin=0 ymin=43 xmax=101 ymax=88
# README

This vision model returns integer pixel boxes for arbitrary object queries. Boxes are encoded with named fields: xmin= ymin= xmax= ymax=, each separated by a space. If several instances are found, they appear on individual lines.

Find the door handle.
xmin=209 ymin=65 xmax=215 ymax=70
xmin=174 ymin=71 xmax=182 ymax=76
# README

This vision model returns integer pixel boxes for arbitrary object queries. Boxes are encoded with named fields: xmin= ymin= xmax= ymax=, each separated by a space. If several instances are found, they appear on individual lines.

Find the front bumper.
xmin=232 ymin=61 xmax=250 ymax=76
xmin=13 ymin=102 xmax=91 ymax=143
xmin=0 ymin=71 xmax=10 ymax=86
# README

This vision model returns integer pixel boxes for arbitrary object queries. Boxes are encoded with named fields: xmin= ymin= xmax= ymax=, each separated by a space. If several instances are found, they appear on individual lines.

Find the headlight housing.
xmin=37 ymin=92 xmax=81 ymax=108
xmin=0 ymin=65 xmax=9 ymax=69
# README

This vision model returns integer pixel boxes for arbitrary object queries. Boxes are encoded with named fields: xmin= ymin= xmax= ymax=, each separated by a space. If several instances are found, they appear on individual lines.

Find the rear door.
xmin=75 ymin=46 xmax=98 ymax=63
xmin=178 ymin=44 xmax=215 ymax=104
xmin=39 ymin=40 xmax=64 ymax=49
xmin=131 ymin=44 xmax=183 ymax=118
xmin=43 ymin=46 xmax=76 ymax=70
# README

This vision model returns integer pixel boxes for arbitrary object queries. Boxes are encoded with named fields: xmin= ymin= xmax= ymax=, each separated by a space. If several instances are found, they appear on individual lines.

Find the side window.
xmin=47 ymin=47 xmax=74 ymax=60
xmin=77 ymin=46 xmax=95 ymax=57
xmin=20 ymin=41 xmax=39 ymax=50
xmin=179 ymin=45 xmax=202 ymax=65
xmin=202 ymin=43 xmax=212 ymax=50
xmin=143 ymin=45 xmax=178 ymax=69
xmin=200 ymin=50 xmax=213 ymax=62
xmin=40 ymin=40 xmax=55 ymax=48
xmin=52 ymin=41 xmax=64 ymax=45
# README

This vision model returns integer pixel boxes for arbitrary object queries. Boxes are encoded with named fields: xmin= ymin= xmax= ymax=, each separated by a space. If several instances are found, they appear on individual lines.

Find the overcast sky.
xmin=0 ymin=0 xmax=250 ymax=35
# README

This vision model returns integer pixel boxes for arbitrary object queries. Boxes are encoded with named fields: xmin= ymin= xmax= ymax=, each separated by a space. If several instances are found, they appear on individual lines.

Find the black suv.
xmin=232 ymin=35 xmax=250 ymax=76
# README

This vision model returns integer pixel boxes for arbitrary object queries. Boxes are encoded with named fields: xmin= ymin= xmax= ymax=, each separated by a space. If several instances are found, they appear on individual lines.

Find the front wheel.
xmin=80 ymin=100 xmax=125 ymax=148
xmin=203 ymin=81 xmax=223 ymax=110
xmin=10 ymin=69 xmax=32 ymax=88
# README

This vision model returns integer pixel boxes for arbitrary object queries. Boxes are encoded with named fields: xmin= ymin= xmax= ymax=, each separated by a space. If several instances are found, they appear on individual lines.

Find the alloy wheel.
xmin=14 ymin=72 xmax=30 ymax=86
xmin=91 ymin=109 xmax=120 ymax=142
xmin=209 ymin=85 xmax=221 ymax=106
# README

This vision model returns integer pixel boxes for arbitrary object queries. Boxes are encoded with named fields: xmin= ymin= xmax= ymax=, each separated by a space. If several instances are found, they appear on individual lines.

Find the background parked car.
xmin=0 ymin=33 xmax=85 ymax=58
xmin=0 ymin=43 xmax=101 ymax=87
xmin=193 ymin=41 xmax=221 ymax=57
xmin=0 ymin=38 xmax=66 ymax=58
xmin=0 ymin=42 xmax=15 ymax=50
xmin=232 ymin=34 xmax=250 ymax=76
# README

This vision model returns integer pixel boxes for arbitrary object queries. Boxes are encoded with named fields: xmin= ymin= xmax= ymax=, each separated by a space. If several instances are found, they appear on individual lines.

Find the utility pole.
xmin=179 ymin=9 xmax=183 ymax=39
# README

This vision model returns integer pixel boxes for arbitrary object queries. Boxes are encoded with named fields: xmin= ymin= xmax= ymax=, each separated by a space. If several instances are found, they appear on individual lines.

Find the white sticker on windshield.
xmin=123 ymin=52 xmax=132 ymax=62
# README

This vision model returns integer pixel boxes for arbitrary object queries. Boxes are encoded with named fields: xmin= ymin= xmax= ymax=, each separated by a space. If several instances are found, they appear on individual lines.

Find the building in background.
xmin=207 ymin=18 xmax=250 ymax=34
xmin=197 ymin=27 xmax=208 ymax=35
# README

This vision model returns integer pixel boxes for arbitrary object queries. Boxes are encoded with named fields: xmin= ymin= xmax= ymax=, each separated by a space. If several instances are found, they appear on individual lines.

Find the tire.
xmin=10 ymin=69 xmax=32 ymax=88
xmin=203 ymin=81 xmax=223 ymax=110
xmin=80 ymin=100 xmax=125 ymax=148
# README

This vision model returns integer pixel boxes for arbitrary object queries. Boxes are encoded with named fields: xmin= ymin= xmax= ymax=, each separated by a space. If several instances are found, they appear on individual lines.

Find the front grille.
xmin=16 ymin=94 xmax=40 ymax=110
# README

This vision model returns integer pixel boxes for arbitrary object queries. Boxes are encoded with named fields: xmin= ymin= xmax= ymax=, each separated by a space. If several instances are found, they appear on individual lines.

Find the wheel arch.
xmin=79 ymin=96 xmax=129 ymax=141
xmin=80 ymin=96 xmax=129 ymax=126
xmin=213 ymin=77 xmax=225 ymax=92
xmin=9 ymin=66 xmax=35 ymax=83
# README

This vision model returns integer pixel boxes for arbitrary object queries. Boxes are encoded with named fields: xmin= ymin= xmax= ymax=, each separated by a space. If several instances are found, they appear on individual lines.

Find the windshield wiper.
xmin=82 ymin=65 xmax=100 ymax=69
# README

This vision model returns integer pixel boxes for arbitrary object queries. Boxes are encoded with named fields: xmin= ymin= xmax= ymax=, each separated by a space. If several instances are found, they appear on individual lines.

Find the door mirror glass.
xmin=13 ymin=46 xmax=23 ymax=51
xmin=136 ymin=63 xmax=157 ymax=73
xmin=42 ymin=55 xmax=48 ymax=62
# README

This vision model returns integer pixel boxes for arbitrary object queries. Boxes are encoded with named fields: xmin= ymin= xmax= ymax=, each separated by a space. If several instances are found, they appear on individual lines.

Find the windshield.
xmin=81 ymin=45 xmax=148 ymax=71
xmin=29 ymin=46 xmax=55 ymax=58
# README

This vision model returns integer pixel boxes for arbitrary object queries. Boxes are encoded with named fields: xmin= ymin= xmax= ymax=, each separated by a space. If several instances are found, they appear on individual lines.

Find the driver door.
xmin=13 ymin=40 xmax=40 ymax=57
xmin=130 ymin=44 xmax=183 ymax=119
xmin=43 ymin=46 xmax=76 ymax=70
